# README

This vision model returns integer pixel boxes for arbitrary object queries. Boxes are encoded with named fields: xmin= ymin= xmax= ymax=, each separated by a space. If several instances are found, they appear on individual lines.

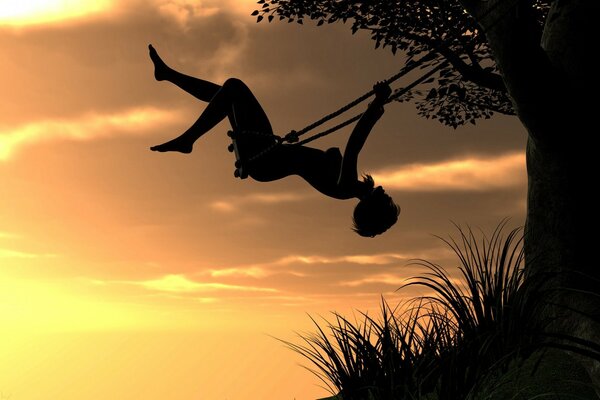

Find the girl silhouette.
xmin=149 ymin=44 xmax=399 ymax=237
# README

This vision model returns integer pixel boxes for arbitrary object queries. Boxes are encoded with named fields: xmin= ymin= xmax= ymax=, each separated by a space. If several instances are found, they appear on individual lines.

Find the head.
xmin=352 ymin=175 xmax=400 ymax=237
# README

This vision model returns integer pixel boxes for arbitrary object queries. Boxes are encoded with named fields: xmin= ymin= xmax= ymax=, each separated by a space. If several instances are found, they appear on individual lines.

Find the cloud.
xmin=195 ymin=297 xmax=219 ymax=304
xmin=0 ymin=248 xmax=57 ymax=258
xmin=209 ymin=192 xmax=310 ymax=213
xmin=155 ymin=0 xmax=220 ymax=27
xmin=203 ymin=20 xmax=249 ymax=81
xmin=340 ymin=271 xmax=468 ymax=289
xmin=372 ymin=152 xmax=526 ymax=192
xmin=0 ymin=107 xmax=183 ymax=160
xmin=0 ymin=0 xmax=114 ymax=27
xmin=0 ymin=0 xmax=248 ymax=28
xmin=201 ymin=252 xmax=416 ymax=287
xmin=210 ymin=267 xmax=271 ymax=278
xmin=278 ymin=253 xmax=411 ymax=266
xmin=207 ymin=252 xmax=417 ymax=279
xmin=148 ymin=3 xmax=253 ymax=81
xmin=152 ymin=0 xmax=256 ymax=24
xmin=339 ymin=274 xmax=409 ymax=287
xmin=210 ymin=201 xmax=238 ymax=213
xmin=246 ymin=193 xmax=307 ymax=203
xmin=125 ymin=274 xmax=278 ymax=293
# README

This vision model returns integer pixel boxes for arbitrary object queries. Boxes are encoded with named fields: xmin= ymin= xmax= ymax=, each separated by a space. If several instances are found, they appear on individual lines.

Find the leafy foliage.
xmin=397 ymin=61 xmax=515 ymax=128
xmin=253 ymin=0 xmax=552 ymax=127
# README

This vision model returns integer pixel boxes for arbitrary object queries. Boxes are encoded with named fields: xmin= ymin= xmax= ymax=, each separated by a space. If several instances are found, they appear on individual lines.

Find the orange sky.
xmin=0 ymin=1 xmax=527 ymax=399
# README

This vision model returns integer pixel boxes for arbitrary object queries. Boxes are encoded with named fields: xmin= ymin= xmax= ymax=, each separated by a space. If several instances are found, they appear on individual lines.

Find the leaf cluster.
xmin=252 ymin=0 xmax=552 ymax=127
xmin=397 ymin=61 xmax=514 ymax=128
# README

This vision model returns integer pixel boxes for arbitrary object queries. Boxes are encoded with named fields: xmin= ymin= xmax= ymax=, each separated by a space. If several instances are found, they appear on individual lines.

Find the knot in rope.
xmin=284 ymin=130 xmax=299 ymax=143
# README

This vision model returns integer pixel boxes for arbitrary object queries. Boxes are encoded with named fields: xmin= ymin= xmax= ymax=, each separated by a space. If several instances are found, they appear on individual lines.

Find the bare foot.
xmin=150 ymin=135 xmax=194 ymax=153
xmin=148 ymin=44 xmax=171 ymax=81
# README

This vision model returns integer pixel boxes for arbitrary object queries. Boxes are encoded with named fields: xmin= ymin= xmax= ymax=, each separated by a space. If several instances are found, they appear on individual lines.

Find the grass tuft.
xmin=279 ymin=221 xmax=600 ymax=399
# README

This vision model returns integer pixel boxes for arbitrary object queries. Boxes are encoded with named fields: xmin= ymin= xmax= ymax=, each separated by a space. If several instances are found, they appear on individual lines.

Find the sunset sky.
xmin=0 ymin=1 xmax=528 ymax=399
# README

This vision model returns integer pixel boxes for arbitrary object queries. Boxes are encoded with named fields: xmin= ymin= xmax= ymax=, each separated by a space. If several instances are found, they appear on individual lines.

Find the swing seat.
xmin=227 ymin=130 xmax=249 ymax=179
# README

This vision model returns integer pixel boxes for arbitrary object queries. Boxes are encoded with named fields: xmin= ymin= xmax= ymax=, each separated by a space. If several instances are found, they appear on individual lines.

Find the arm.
xmin=337 ymin=82 xmax=391 ymax=186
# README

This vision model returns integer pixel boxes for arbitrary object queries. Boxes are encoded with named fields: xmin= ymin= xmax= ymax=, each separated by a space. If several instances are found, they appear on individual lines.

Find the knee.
xmin=223 ymin=77 xmax=246 ymax=90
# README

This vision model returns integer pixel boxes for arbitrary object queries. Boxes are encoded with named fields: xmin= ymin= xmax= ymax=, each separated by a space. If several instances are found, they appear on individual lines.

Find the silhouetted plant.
xmin=401 ymin=222 xmax=556 ymax=398
xmin=281 ymin=221 xmax=597 ymax=399
xmin=279 ymin=299 xmax=453 ymax=399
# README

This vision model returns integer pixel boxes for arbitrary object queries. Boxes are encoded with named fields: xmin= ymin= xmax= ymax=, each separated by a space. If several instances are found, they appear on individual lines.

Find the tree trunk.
xmin=533 ymin=0 xmax=600 ymax=388
xmin=461 ymin=0 xmax=600 ymax=390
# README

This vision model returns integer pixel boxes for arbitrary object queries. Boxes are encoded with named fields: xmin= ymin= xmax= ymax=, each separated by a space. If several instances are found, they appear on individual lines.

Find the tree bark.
xmin=537 ymin=0 xmax=600 ymax=388
xmin=460 ymin=0 xmax=600 ymax=390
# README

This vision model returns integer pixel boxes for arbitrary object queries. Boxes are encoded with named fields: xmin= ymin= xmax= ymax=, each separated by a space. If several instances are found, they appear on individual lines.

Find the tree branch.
xmin=401 ymin=31 xmax=507 ymax=92
xmin=457 ymin=0 xmax=564 ymax=141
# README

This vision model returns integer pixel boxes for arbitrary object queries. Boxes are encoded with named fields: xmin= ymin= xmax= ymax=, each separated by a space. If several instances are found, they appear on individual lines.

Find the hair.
xmin=352 ymin=175 xmax=400 ymax=237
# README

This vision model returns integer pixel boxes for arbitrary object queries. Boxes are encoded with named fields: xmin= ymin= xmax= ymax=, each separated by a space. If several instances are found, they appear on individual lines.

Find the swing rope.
xmin=230 ymin=55 xmax=447 ymax=176
xmin=281 ymin=50 xmax=439 ymax=144
xmin=230 ymin=1 xmax=512 ymax=179
xmin=293 ymin=60 xmax=448 ymax=146
xmin=279 ymin=0 xmax=515 ymax=146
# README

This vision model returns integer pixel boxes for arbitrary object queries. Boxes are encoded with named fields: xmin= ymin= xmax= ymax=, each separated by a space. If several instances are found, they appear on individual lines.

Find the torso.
xmin=248 ymin=144 xmax=358 ymax=200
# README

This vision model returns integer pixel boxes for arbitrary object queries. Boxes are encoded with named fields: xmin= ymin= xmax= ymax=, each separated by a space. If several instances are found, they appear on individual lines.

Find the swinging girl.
xmin=148 ymin=44 xmax=400 ymax=237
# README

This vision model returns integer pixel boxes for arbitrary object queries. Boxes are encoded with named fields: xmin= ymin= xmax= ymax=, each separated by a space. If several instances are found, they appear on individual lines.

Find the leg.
xmin=150 ymin=78 xmax=273 ymax=153
xmin=149 ymin=44 xmax=220 ymax=102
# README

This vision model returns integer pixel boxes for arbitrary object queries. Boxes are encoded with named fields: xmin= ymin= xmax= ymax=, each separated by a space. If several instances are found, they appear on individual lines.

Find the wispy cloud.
xmin=278 ymin=253 xmax=411 ymax=266
xmin=340 ymin=272 xmax=467 ymax=289
xmin=209 ymin=192 xmax=310 ymax=213
xmin=122 ymin=274 xmax=278 ymax=293
xmin=372 ymin=152 xmax=526 ymax=192
xmin=207 ymin=252 xmax=418 ymax=279
xmin=0 ymin=248 xmax=57 ymax=259
xmin=339 ymin=274 xmax=409 ymax=287
xmin=210 ymin=201 xmax=238 ymax=213
xmin=246 ymin=193 xmax=307 ymax=203
xmin=210 ymin=267 xmax=272 ymax=278
xmin=0 ymin=107 xmax=183 ymax=161
xmin=195 ymin=297 xmax=219 ymax=304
